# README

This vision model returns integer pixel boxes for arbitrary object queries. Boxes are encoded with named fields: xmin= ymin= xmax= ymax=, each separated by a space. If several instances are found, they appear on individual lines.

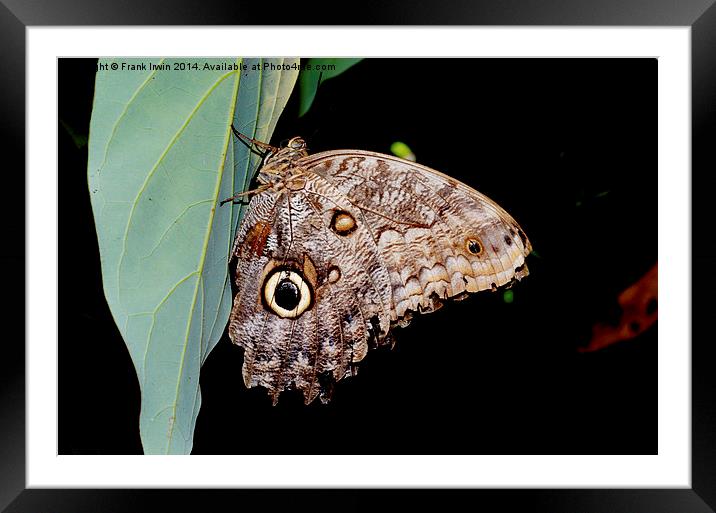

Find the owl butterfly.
xmin=226 ymin=130 xmax=531 ymax=405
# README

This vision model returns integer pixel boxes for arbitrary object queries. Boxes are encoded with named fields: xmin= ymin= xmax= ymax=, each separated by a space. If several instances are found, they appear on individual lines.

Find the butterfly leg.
xmin=230 ymin=124 xmax=278 ymax=154
xmin=219 ymin=184 xmax=270 ymax=206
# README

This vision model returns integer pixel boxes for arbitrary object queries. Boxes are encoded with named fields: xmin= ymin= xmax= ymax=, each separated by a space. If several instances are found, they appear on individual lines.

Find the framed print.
xmin=59 ymin=56 xmax=658 ymax=459
xmin=5 ymin=1 xmax=716 ymax=512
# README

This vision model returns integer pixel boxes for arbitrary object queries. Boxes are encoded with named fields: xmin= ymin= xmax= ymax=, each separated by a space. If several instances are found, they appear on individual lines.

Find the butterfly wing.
xmin=300 ymin=150 xmax=531 ymax=321
xmin=227 ymin=180 xmax=393 ymax=405
xmin=228 ymin=149 xmax=531 ymax=405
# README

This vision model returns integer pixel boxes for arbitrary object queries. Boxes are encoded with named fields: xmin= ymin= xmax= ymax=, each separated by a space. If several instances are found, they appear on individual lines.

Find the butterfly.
xmin=225 ymin=128 xmax=531 ymax=405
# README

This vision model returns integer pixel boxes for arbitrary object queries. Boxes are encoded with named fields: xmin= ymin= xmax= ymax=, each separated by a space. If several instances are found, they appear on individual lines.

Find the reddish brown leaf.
xmin=580 ymin=263 xmax=657 ymax=352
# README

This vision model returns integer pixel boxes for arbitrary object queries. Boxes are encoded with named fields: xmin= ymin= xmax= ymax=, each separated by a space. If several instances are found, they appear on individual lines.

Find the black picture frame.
xmin=5 ymin=1 xmax=715 ymax=511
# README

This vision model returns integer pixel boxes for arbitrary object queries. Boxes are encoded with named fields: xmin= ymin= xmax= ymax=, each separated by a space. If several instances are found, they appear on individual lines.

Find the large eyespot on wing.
xmin=262 ymin=268 xmax=313 ymax=318
xmin=299 ymin=150 xmax=531 ymax=321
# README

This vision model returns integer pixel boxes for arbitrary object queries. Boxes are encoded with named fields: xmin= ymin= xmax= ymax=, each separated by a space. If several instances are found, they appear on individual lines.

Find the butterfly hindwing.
xmin=228 ymin=180 xmax=393 ymax=404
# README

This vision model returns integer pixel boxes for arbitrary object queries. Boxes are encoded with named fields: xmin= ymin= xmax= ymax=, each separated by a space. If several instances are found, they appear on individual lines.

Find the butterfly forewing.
xmin=301 ymin=150 xmax=531 ymax=319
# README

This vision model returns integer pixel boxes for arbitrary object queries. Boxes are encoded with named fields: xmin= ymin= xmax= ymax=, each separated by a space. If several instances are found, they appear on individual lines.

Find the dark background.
xmin=59 ymin=58 xmax=656 ymax=455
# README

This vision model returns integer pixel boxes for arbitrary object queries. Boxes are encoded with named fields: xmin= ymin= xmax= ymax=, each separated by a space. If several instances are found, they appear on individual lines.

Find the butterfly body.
xmin=227 ymin=137 xmax=531 ymax=405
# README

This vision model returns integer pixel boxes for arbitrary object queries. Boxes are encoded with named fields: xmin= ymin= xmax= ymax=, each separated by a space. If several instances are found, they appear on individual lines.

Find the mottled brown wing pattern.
xmin=227 ymin=178 xmax=394 ymax=404
xmin=227 ymin=148 xmax=531 ymax=405
xmin=302 ymin=150 xmax=531 ymax=321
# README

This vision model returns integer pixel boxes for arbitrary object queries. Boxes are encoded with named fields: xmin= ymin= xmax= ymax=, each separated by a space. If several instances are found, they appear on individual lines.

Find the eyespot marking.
xmin=262 ymin=268 xmax=313 ymax=318
xmin=466 ymin=238 xmax=483 ymax=255
xmin=331 ymin=210 xmax=357 ymax=235
xmin=328 ymin=266 xmax=342 ymax=284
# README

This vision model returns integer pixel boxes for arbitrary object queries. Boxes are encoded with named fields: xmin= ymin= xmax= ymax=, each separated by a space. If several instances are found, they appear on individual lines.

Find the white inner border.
xmin=27 ymin=27 xmax=690 ymax=488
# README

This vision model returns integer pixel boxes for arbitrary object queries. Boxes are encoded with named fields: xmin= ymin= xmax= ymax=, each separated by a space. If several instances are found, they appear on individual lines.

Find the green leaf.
xmin=298 ymin=58 xmax=362 ymax=116
xmin=88 ymin=57 xmax=298 ymax=454
xmin=502 ymin=289 xmax=514 ymax=304
xmin=390 ymin=141 xmax=416 ymax=161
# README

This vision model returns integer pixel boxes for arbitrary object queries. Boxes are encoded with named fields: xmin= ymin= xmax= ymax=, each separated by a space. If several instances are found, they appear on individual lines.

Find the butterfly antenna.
xmin=230 ymin=125 xmax=278 ymax=156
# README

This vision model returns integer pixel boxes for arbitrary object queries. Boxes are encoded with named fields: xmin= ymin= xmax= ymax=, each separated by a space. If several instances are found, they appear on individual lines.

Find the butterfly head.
xmin=286 ymin=137 xmax=307 ymax=151
xmin=258 ymin=136 xmax=309 ymax=184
